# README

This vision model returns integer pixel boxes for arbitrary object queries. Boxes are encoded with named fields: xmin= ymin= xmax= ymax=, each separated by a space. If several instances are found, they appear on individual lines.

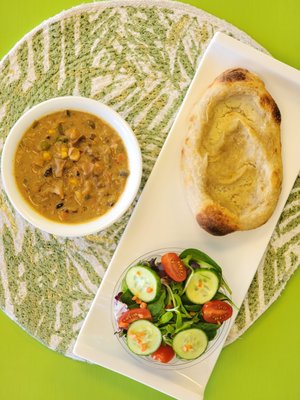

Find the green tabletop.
xmin=0 ymin=1 xmax=300 ymax=399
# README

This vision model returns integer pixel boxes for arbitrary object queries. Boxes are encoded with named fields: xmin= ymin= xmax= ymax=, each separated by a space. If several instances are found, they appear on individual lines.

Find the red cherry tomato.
xmin=202 ymin=300 xmax=233 ymax=323
xmin=118 ymin=308 xmax=152 ymax=329
xmin=151 ymin=344 xmax=175 ymax=363
xmin=161 ymin=253 xmax=187 ymax=282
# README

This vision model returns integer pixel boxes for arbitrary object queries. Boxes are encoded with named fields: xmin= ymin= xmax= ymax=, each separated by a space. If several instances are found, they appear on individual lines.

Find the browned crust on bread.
xmin=217 ymin=68 xmax=248 ymax=83
xmin=260 ymin=94 xmax=281 ymax=124
xmin=196 ymin=205 xmax=238 ymax=236
xmin=218 ymin=69 xmax=281 ymax=123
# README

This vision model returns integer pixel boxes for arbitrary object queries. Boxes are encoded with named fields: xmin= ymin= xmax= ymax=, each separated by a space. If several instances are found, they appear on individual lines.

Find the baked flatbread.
xmin=181 ymin=68 xmax=282 ymax=236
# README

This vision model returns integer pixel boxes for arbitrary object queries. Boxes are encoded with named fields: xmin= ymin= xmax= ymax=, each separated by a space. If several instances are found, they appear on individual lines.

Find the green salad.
xmin=114 ymin=248 xmax=234 ymax=363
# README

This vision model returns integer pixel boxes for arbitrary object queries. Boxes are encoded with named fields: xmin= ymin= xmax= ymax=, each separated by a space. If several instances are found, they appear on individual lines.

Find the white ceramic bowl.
xmin=1 ymin=96 xmax=142 ymax=237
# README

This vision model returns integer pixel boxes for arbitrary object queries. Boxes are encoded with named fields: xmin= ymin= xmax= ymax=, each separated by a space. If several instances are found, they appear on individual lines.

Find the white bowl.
xmin=1 ymin=96 xmax=142 ymax=237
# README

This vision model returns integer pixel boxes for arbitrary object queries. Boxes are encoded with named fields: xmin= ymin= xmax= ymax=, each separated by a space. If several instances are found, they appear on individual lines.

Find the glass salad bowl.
xmin=111 ymin=247 xmax=233 ymax=370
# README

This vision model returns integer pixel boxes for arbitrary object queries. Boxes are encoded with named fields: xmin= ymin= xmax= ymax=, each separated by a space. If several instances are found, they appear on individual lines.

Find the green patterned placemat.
xmin=0 ymin=0 xmax=299 ymax=357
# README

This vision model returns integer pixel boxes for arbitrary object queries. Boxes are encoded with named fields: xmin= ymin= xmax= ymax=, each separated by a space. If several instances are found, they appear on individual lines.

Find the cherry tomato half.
xmin=118 ymin=308 xmax=152 ymax=329
xmin=202 ymin=300 xmax=233 ymax=323
xmin=151 ymin=344 xmax=175 ymax=363
xmin=161 ymin=253 xmax=187 ymax=282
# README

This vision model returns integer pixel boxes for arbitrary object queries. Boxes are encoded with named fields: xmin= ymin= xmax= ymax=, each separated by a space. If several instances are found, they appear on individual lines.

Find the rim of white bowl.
xmin=1 ymin=96 xmax=142 ymax=237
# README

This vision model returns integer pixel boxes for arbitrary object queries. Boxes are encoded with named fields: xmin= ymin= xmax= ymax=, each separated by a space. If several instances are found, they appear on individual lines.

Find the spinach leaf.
xmin=128 ymin=303 xmax=140 ymax=309
xmin=181 ymin=293 xmax=193 ymax=305
xmin=180 ymin=248 xmax=222 ymax=274
xmin=213 ymin=292 xmax=238 ymax=309
xmin=193 ymin=322 xmax=221 ymax=340
xmin=147 ymin=289 xmax=166 ymax=320
xmin=120 ymin=289 xmax=135 ymax=306
xmin=184 ymin=304 xmax=202 ymax=312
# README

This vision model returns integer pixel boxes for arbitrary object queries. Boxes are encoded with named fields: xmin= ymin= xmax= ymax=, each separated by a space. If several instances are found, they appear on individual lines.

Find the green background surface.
xmin=0 ymin=1 xmax=300 ymax=399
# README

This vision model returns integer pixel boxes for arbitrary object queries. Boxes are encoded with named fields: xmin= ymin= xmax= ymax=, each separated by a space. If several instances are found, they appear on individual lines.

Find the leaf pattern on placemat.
xmin=0 ymin=0 xmax=298 ymax=356
xmin=226 ymin=176 xmax=300 ymax=343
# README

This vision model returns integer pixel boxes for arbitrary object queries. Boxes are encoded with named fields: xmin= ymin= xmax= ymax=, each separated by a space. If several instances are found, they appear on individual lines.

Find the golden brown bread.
xmin=181 ymin=68 xmax=282 ymax=236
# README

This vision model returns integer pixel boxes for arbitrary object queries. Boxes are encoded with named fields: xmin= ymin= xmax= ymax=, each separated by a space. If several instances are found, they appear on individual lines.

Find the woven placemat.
xmin=0 ymin=0 xmax=299 ymax=357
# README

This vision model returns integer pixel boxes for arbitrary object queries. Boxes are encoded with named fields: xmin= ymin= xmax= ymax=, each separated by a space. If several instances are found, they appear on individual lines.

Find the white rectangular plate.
xmin=74 ymin=32 xmax=300 ymax=400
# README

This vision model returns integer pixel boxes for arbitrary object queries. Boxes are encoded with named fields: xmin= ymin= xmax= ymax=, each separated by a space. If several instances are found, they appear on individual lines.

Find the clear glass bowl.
xmin=111 ymin=247 xmax=232 ymax=370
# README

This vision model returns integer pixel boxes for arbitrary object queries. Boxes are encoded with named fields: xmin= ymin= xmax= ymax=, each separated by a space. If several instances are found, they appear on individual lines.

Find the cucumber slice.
xmin=185 ymin=269 xmax=219 ymax=304
xmin=125 ymin=265 xmax=161 ymax=302
xmin=173 ymin=328 xmax=208 ymax=360
xmin=127 ymin=320 xmax=162 ymax=356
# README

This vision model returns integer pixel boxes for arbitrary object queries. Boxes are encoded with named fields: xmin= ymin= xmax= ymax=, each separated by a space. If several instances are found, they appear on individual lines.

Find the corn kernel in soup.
xmin=14 ymin=110 xmax=129 ymax=223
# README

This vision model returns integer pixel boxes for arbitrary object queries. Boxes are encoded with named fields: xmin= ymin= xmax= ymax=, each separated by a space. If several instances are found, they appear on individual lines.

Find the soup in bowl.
xmin=1 ymin=96 xmax=142 ymax=237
